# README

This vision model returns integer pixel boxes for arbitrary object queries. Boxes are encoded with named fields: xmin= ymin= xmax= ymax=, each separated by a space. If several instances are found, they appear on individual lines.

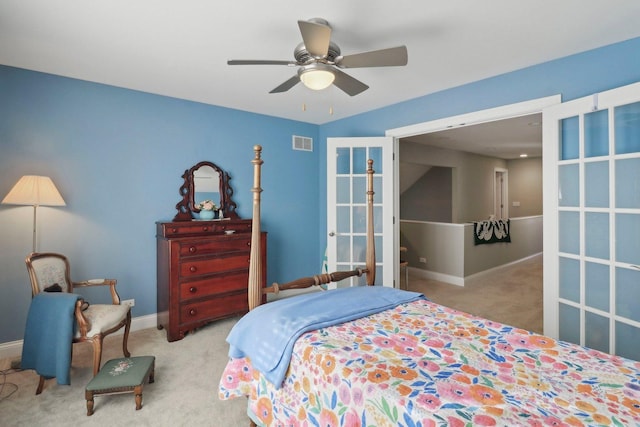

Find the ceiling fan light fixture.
xmin=299 ymin=64 xmax=335 ymax=90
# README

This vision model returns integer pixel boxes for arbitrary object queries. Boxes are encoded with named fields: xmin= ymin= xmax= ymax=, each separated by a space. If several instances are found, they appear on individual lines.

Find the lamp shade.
xmin=2 ymin=175 xmax=66 ymax=206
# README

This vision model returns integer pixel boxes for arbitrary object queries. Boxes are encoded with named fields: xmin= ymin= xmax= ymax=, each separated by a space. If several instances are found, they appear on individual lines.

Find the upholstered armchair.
xmin=25 ymin=252 xmax=131 ymax=394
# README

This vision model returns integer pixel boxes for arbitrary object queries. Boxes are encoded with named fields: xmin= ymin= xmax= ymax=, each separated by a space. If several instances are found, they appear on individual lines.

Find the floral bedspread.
xmin=219 ymin=299 xmax=640 ymax=426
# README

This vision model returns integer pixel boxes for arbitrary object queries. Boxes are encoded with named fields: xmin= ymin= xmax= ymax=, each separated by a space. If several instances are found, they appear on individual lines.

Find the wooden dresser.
xmin=156 ymin=218 xmax=266 ymax=342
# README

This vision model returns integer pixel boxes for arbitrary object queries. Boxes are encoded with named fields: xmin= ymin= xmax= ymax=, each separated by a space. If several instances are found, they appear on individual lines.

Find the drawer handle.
xmin=189 ymin=246 xmax=197 ymax=253
xmin=247 ymin=241 xmax=251 ymax=246
xmin=189 ymin=308 xmax=197 ymax=316
xmin=190 ymin=266 xmax=197 ymax=273
xmin=189 ymin=286 xmax=197 ymax=293
xmin=202 ymin=226 xmax=209 ymax=232
xmin=171 ymin=228 xmax=178 ymax=233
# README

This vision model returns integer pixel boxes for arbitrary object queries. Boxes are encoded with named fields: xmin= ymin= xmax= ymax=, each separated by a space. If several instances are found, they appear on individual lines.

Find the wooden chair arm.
xmin=74 ymin=299 xmax=90 ymax=337
xmin=72 ymin=279 xmax=121 ymax=304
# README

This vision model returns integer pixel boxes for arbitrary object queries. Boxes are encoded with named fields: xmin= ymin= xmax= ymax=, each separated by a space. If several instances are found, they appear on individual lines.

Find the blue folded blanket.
xmin=226 ymin=286 xmax=424 ymax=388
xmin=21 ymin=293 xmax=80 ymax=385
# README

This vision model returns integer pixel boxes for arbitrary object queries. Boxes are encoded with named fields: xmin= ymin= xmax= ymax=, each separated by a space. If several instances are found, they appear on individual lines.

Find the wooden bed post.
xmin=248 ymin=145 xmax=263 ymax=311
xmin=366 ymin=159 xmax=376 ymax=286
xmin=249 ymin=151 xmax=377 ymax=303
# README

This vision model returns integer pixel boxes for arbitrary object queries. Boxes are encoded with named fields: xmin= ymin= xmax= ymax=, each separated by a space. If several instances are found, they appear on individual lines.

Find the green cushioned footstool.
xmin=85 ymin=356 xmax=155 ymax=416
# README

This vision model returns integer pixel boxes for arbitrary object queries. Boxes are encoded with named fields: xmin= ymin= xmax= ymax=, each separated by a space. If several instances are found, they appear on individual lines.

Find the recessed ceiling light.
xmin=520 ymin=153 xmax=528 ymax=158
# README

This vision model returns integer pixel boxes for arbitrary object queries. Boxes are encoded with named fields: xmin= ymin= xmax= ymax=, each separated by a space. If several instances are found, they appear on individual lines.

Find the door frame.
xmin=494 ymin=168 xmax=508 ymax=219
xmin=385 ymin=95 xmax=560 ymax=298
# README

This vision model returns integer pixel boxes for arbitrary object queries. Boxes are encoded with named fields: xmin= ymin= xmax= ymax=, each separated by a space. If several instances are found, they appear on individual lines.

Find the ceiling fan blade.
xmin=298 ymin=19 xmax=331 ymax=58
xmin=228 ymin=60 xmax=296 ymax=66
xmin=332 ymin=68 xmax=369 ymax=96
xmin=269 ymin=75 xmax=300 ymax=93
xmin=337 ymin=46 xmax=408 ymax=68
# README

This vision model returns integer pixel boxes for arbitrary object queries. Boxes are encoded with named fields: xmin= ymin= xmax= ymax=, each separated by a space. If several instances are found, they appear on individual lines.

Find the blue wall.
xmin=0 ymin=66 xmax=319 ymax=342
xmin=2 ymin=36 xmax=640 ymax=344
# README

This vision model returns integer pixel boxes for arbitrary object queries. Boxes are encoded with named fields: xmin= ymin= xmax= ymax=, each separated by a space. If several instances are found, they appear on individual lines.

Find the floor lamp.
xmin=2 ymin=175 xmax=66 ymax=253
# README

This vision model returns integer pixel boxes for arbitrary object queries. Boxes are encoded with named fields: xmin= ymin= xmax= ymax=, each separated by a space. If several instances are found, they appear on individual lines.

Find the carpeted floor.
xmin=0 ymin=318 xmax=248 ymax=427
xmin=0 ymin=254 xmax=542 ymax=426
xmin=407 ymin=253 xmax=543 ymax=334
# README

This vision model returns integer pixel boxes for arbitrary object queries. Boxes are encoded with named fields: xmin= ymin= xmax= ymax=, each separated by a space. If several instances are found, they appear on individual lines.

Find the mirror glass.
xmin=173 ymin=161 xmax=239 ymax=221
xmin=193 ymin=165 xmax=221 ymax=211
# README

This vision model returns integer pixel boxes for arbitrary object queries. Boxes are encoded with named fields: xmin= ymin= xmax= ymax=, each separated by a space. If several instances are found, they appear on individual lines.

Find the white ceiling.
xmin=2 ymin=0 xmax=640 ymax=127
xmin=404 ymin=113 xmax=543 ymax=159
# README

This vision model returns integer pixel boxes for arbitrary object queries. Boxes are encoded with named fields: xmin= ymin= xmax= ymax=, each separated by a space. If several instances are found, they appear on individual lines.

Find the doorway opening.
xmin=386 ymin=95 xmax=559 ymax=331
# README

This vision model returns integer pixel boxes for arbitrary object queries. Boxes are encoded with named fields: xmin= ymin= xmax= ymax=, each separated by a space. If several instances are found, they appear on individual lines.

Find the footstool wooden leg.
xmin=134 ymin=384 xmax=143 ymax=410
xmin=86 ymin=390 xmax=95 ymax=416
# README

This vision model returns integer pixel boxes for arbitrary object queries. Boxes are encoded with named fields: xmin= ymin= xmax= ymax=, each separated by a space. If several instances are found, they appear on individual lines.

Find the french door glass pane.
xmin=615 ymin=158 xmax=640 ymax=208
xmin=374 ymin=206 xmax=383 ymax=233
xmin=584 ymin=212 xmax=609 ymax=260
xmin=614 ymin=101 xmax=640 ymax=154
xmin=369 ymin=147 xmax=382 ymax=173
xmin=336 ymin=177 xmax=350 ymax=203
xmin=559 ymin=303 xmax=580 ymax=344
xmin=353 ymin=236 xmax=366 ymax=263
xmin=374 ymin=176 xmax=382 ymax=202
xmin=353 ymin=206 xmax=366 ymax=233
xmin=352 ymin=177 xmax=366 ymax=203
xmin=336 ymin=148 xmax=350 ymax=174
xmin=585 ymin=312 xmax=609 ymax=353
xmin=353 ymin=148 xmax=366 ymax=174
xmin=584 ymin=161 xmax=609 ymax=208
xmin=584 ymin=262 xmax=609 ymax=312
xmin=616 ymin=321 xmax=640 ymax=360
xmin=337 ymin=206 xmax=350 ymax=234
xmin=560 ymin=116 xmax=579 ymax=160
xmin=584 ymin=109 xmax=609 ymax=157
xmin=558 ymin=211 xmax=580 ymax=254
xmin=336 ymin=236 xmax=350 ymax=262
xmin=559 ymin=257 xmax=580 ymax=303
xmin=615 ymin=267 xmax=640 ymax=323
xmin=615 ymin=214 xmax=640 ymax=265
xmin=559 ymin=164 xmax=579 ymax=207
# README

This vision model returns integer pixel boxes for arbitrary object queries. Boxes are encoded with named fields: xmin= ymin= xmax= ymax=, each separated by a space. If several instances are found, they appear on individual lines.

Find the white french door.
xmin=327 ymin=137 xmax=394 ymax=287
xmin=543 ymin=81 xmax=640 ymax=360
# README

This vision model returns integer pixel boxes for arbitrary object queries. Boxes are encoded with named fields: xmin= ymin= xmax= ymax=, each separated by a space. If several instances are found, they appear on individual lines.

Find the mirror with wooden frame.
xmin=173 ymin=161 xmax=239 ymax=221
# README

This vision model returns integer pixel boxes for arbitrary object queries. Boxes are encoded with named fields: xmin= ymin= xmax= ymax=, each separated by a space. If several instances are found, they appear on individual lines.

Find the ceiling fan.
xmin=227 ymin=18 xmax=408 ymax=96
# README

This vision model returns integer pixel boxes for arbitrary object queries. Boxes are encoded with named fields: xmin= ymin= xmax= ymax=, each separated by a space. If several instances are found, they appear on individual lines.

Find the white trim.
xmin=0 ymin=313 xmax=158 ymax=361
xmin=409 ymin=252 xmax=542 ymax=289
xmin=408 ymin=267 xmax=465 ymax=287
xmin=464 ymin=252 xmax=542 ymax=283
xmin=494 ymin=167 xmax=508 ymax=219
xmin=386 ymin=95 xmax=562 ymax=138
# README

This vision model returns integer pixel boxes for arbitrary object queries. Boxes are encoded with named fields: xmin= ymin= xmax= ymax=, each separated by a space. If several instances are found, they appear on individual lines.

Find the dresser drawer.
xmin=178 ymin=236 xmax=251 ymax=257
xmin=179 ymin=253 xmax=249 ymax=278
xmin=179 ymin=272 xmax=248 ymax=302
xmin=180 ymin=293 xmax=248 ymax=324
xmin=158 ymin=219 xmax=252 ymax=238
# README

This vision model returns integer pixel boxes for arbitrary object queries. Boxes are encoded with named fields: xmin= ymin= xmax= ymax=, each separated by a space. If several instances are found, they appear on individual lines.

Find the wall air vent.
xmin=292 ymin=135 xmax=313 ymax=152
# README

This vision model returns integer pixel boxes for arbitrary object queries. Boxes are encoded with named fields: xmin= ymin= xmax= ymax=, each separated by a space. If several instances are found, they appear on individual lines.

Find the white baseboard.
xmin=408 ymin=252 xmax=542 ymax=288
xmin=0 ymin=313 xmax=158 ymax=361
xmin=408 ymin=267 xmax=465 ymax=287
xmin=463 ymin=252 xmax=542 ymax=283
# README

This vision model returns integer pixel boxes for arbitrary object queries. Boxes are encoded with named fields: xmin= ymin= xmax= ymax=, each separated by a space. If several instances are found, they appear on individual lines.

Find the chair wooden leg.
xmin=36 ymin=375 xmax=46 ymax=395
xmin=123 ymin=309 xmax=132 ymax=357
xmin=92 ymin=336 xmax=104 ymax=376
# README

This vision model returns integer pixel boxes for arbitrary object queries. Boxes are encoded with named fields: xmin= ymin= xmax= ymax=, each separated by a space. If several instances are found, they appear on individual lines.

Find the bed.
xmin=218 ymin=146 xmax=640 ymax=426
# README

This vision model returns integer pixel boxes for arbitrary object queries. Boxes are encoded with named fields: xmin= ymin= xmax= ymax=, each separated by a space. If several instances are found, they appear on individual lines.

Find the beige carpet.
xmin=0 ymin=318 xmax=248 ymax=427
xmin=0 ymin=255 xmax=542 ymax=426
xmin=407 ymin=254 xmax=543 ymax=334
